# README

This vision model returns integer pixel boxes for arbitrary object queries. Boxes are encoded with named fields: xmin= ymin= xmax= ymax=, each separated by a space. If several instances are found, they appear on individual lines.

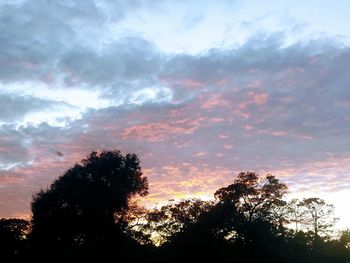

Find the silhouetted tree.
xmin=144 ymin=199 xmax=213 ymax=245
xmin=145 ymin=199 xmax=232 ymax=262
xmin=339 ymin=229 xmax=350 ymax=249
xmin=118 ymin=200 xmax=152 ymax=245
xmin=204 ymin=172 xmax=290 ymax=262
xmin=143 ymin=172 xmax=292 ymax=262
xmin=213 ymin=172 xmax=288 ymax=244
xmin=298 ymin=198 xmax=337 ymax=241
xmin=2 ymin=162 xmax=347 ymax=263
xmin=0 ymin=218 xmax=30 ymax=262
xmin=286 ymin=198 xmax=304 ymax=232
xmin=29 ymin=150 xmax=148 ymax=261
xmin=214 ymin=172 xmax=288 ymax=224
xmin=337 ymin=229 xmax=350 ymax=262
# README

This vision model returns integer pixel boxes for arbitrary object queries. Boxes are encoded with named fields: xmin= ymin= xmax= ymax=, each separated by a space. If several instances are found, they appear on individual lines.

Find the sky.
xmin=0 ymin=0 xmax=350 ymax=229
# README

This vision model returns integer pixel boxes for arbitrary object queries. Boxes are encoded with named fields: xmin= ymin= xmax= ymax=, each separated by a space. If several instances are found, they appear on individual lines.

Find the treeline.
xmin=1 ymin=150 xmax=349 ymax=262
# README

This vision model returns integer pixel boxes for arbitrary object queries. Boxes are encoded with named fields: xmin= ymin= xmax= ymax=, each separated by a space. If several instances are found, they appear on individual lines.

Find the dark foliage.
xmin=0 ymin=218 xmax=30 ymax=262
xmin=29 ymin=150 xmax=148 ymax=262
xmin=1 ymin=152 xmax=349 ymax=263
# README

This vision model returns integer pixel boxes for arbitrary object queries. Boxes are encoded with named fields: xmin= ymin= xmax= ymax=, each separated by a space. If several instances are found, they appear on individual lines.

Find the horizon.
xmin=1 ymin=0 xmax=350 ymax=231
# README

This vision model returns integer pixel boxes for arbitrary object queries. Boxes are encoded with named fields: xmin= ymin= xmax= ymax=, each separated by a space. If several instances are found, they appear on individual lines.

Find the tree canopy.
xmin=0 ymin=218 xmax=30 ymax=262
xmin=1 ymin=151 xmax=347 ymax=263
xmin=29 ymin=150 xmax=148 ymax=261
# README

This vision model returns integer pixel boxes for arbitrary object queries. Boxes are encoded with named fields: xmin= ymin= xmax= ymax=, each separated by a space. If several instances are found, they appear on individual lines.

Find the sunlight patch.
xmin=0 ymin=82 xmax=110 ymax=109
xmin=0 ymin=82 xmax=173 ymax=128
xmin=129 ymin=86 xmax=173 ymax=105
xmin=0 ymin=162 xmax=21 ymax=171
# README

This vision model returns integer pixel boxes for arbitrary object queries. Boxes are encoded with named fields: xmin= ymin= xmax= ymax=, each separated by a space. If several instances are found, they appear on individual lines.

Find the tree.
xmin=336 ymin=229 xmax=350 ymax=262
xmin=206 ymin=172 xmax=290 ymax=262
xmin=144 ymin=199 xmax=232 ymax=262
xmin=144 ymin=199 xmax=213 ymax=245
xmin=286 ymin=198 xmax=304 ymax=233
xmin=30 ymin=150 xmax=148 ymax=261
xmin=298 ymin=198 xmax=338 ymax=240
xmin=339 ymin=229 xmax=350 ymax=249
xmin=0 ymin=218 xmax=30 ymax=262
xmin=214 ymin=172 xmax=288 ymax=225
xmin=117 ymin=200 xmax=152 ymax=245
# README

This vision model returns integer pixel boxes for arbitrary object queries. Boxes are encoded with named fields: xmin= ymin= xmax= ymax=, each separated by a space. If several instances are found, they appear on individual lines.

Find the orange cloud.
xmin=140 ymin=165 xmax=235 ymax=207
xmin=201 ymin=93 xmax=230 ymax=109
xmin=253 ymin=93 xmax=268 ymax=105
xmin=122 ymin=118 xmax=203 ymax=142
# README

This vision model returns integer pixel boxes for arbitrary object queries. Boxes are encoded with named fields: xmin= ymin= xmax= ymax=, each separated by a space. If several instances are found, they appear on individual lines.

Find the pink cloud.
xmin=218 ymin=134 xmax=230 ymax=139
xmin=201 ymin=93 xmax=231 ymax=109
xmin=122 ymin=118 xmax=203 ymax=142
xmin=193 ymin=152 xmax=207 ymax=157
xmin=258 ymin=129 xmax=313 ymax=140
xmin=253 ymin=93 xmax=268 ymax=105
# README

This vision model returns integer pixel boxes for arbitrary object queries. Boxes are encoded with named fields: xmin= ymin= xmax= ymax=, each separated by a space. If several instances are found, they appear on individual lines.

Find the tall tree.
xmin=298 ymin=198 xmax=337 ymax=240
xmin=286 ymin=198 xmax=304 ymax=233
xmin=30 ymin=150 xmax=148 ymax=261
xmin=214 ymin=172 xmax=288 ymax=224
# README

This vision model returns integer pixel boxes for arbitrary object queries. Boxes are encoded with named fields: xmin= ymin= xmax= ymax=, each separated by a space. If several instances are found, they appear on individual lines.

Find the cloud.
xmin=0 ymin=94 xmax=55 ymax=123
xmin=122 ymin=117 xmax=203 ymax=142
xmin=0 ymin=0 xmax=349 ymax=224
xmin=0 ymin=125 xmax=30 ymax=168
xmin=0 ymin=0 xmax=157 ymax=88
xmin=2 ymin=36 xmax=350 ymax=218
xmin=59 ymin=37 xmax=162 ymax=88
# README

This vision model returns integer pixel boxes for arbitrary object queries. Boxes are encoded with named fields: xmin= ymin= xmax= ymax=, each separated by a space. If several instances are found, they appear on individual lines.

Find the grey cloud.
xmin=0 ymin=0 xmax=143 ymax=84
xmin=162 ymin=35 xmax=350 ymax=132
xmin=1 ymin=16 xmax=350 ymax=218
xmin=0 ymin=125 xmax=30 ymax=167
xmin=1 ymin=32 xmax=349 ymax=174
xmin=0 ymin=94 xmax=51 ymax=122
xmin=39 ymin=35 xmax=350 ymax=176
xmin=162 ymin=34 xmax=342 ymax=86
xmin=60 ymin=37 xmax=162 ymax=87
